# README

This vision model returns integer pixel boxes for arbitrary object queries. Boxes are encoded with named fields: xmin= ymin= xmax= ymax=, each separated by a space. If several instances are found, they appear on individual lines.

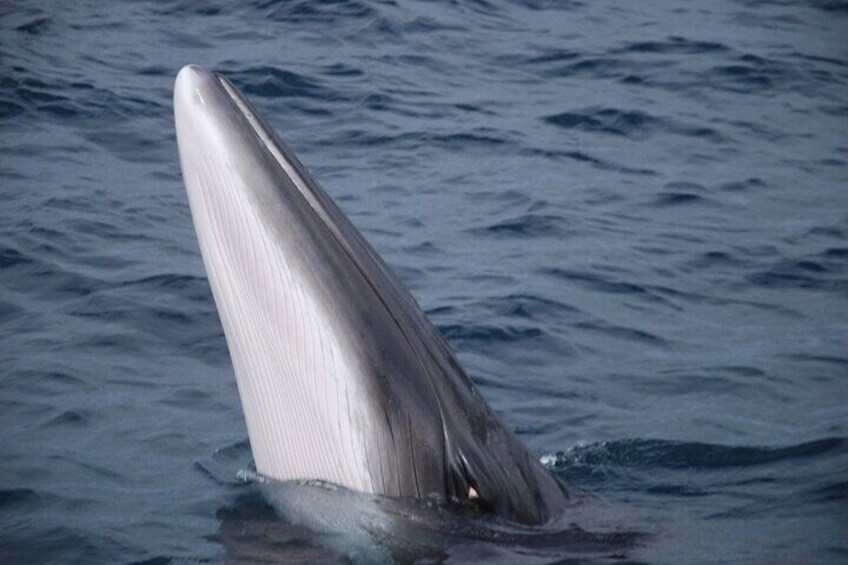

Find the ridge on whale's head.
xmin=174 ymin=64 xmax=569 ymax=525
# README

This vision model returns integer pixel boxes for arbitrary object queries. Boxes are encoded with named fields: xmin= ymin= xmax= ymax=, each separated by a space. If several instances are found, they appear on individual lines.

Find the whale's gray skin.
xmin=174 ymin=64 xmax=568 ymax=525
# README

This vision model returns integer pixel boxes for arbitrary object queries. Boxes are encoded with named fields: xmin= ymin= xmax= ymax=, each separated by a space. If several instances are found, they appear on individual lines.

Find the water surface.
xmin=1 ymin=0 xmax=847 ymax=563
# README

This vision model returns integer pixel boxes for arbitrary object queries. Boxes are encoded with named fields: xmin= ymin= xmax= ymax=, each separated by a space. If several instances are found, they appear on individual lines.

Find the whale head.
xmin=174 ymin=64 xmax=568 ymax=525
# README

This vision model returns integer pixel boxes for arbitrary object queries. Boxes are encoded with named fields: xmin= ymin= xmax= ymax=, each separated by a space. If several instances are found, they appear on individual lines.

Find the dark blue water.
xmin=2 ymin=0 xmax=847 ymax=563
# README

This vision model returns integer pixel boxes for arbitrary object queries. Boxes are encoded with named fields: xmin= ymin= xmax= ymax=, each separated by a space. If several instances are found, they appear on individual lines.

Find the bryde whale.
xmin=174 ymin=64 xmax=569 ymax=525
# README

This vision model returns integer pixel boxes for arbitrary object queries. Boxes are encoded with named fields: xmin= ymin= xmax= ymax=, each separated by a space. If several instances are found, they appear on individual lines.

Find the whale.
xmin=174 ymin=64 xmax=569 ymax=525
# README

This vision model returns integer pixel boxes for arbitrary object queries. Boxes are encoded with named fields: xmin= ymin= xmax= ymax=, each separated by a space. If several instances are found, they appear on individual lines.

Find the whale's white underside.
xmin=176 ymin=71 xmax=382 ymax=492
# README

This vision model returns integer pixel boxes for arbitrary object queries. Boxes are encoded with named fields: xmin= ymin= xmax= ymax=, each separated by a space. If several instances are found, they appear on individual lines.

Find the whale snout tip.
xmin=174 ymin=64 xmax=220 ymax=113
xmin=176 ymin=64 xmax=207 ymax=86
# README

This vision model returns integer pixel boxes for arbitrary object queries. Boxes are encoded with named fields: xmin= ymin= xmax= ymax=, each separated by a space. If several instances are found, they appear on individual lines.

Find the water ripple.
xmin=2 ymin=0 xmax=846 ymax=561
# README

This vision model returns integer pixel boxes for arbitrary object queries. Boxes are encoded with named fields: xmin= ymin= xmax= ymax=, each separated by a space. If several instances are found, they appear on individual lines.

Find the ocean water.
xmin=2 ymin=0 xmax=847 ymax=563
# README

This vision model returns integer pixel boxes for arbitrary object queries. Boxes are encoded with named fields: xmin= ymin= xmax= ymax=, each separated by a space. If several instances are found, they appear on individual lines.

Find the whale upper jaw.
xmin=174 ymin=64 xmax=568 ymax=525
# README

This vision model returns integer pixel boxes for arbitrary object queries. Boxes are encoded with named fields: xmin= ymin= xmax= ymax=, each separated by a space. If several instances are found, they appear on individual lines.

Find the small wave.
xmin=573 ymin=320 xmax=668 ymax=346
xmin=746 ymin=258 xmax=848 ymax=292
xmin=808 ymin=479 xmax=848 ymax=504
xmin=0 ymin=488 xmax=41 ymax=509
xmin=821 ymin=247 xmax=848 ymax=259
xmin=0 ymin=299 xmax=26 ymax=325
xmin=319 ymin=62 xmax=364 ymax=77
xmin=487 ymin=293 xmax=581 ymax=321
xmin=616 ymin=36 xmax=730 ymax=55
xmin=781 ymin=353 xmax=848 ymax=368
xmin=328 ymin=129 xmax=512 ymax=153
xmin=684 ymin=250 xmax=746 ymax=270
xmin=521 ymin=147 xmax=658 ymax=175
xmin=542 ymin=268 xmax=659 ymax=300
xmin=121 ymin=273 xmax=208 ymax=291
xmin=0 ymin=247 xmax=32 ymax=268
xmin=438 ymin=323 xmax=543 ymax=344
xmin=471 ymin=213 xmax=564 ymax=238
xmin=260 ymin=0 xmax=378 ymax=24
xmin=195 ymin=439 xmax=254 ymax=486
xmin=545 ymin=108 xmax=658 ymax=139
xmin=544 ymin=107 xmax=725 ymax=142
xmin=707 ymin=53 xmax=808 ymax=94
xmin=719 ymin=177 xmax=767 ymax=191
xmin=222 ymin=65 xmax=333 ymax=100
xmin=545 ymin=437 xmax=846 ymax=470
xmin=8 ymin=11 xmax=51 ymax=36
xmin=2 ymin=70 xmax=166 ymax=125
xmin=40 ymin=409 xmax=91 ymax=430
xmin=651 ymin=191 xmax=710 ymax=207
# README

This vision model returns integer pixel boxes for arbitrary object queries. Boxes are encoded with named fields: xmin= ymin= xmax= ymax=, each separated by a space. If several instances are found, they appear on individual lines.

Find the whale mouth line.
xmin=212 ymin=70 xmax=390 ymax=315
xmin=215 ymin=71 xmax=421 ymax=366
xmin=214 ymin=72 xmax=331 ymax=230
